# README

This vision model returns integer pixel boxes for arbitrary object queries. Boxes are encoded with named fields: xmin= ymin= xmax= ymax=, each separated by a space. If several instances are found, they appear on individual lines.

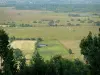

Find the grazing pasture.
xmin=3 ymin=26 xmax=99 ymax=40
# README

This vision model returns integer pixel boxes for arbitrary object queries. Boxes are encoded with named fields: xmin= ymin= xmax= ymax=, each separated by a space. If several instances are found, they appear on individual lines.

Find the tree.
xmin=0 ymin=29 xmax=16 ymax=75
xmin=0 ymin=28 xmax=9 ymax=73
xmin=80 ymin=30 xmax=100 ymax=75
xmin=13 ymin=48 xmax=26 ymax=71
xmin=0 ymin=29 xmax=9 ymax=59
xmin=3 ymin=47 xmax=17 ymax=75
xmin=48 ymin=20 xmax=56 ymax=26
xmin=95 ymin=21 xmax=100 ymax=26
xmin=31 ymin=51 xmax=46 ymax=75
xmin=68 ymin=49 xmax=73 ymax=54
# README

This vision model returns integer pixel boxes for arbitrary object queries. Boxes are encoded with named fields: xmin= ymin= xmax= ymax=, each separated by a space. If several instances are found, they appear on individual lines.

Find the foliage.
xmin=17 ymin=54 xmax=89 ymax=75
xmin=80 ymin=30 xmax=100 ymax=75
xmin=95 ymin=21 xmax=100 ymax=26
xmin=13 ymin=48 xmax=26 ymax=70
xmin=68 ymin=49 xmax=73 ymax=54
xmin=0 ymin=29 xmax=17 ymax=75
xmin=48 ymin=20 xmax=56 ymax=26
xmin=0 ymin=28 xmax=9 ymax=58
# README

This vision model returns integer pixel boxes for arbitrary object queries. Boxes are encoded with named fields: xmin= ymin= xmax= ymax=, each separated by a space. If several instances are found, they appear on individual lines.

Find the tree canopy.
xmin=80 ymin=30 xmax=100 ymax=75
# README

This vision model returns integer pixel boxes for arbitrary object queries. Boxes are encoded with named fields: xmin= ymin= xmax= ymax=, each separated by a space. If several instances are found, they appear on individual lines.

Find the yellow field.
xmin=11 ymin=40 xmax=37 ymax=64
xmin=59 ymin=40 xmax=84 ymax=60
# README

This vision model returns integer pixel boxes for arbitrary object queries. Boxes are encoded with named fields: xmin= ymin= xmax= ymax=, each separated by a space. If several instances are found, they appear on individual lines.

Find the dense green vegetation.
xmin=80 ymin=30 xmax=100 ymax=75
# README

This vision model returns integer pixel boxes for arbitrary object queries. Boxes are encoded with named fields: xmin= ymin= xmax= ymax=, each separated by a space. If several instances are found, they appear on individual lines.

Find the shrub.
xmin=33 ymin=21 xmax=37 ymax=23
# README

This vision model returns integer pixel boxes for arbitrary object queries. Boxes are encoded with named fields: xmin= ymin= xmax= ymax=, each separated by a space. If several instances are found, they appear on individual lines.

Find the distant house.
xmin=38 ymin=44 xmax=48 ymax=47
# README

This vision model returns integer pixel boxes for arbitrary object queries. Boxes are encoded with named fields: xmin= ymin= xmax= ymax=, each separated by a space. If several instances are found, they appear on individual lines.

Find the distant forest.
xmin=1 ymin=4 xmax=100 ymax=12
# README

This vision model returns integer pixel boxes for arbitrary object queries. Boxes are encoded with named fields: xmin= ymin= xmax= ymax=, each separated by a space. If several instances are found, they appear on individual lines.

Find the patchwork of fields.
xmin=0 ymin=7 xmax=100 ymax=61
xmin=0 ymin=7 xmax=100 ymax=27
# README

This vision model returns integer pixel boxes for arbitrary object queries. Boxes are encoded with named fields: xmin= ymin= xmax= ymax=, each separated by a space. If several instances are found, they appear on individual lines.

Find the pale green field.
xmin=3 ymin=26 xmax=99 ymax=40
xmin=38 ymin=40 xmax=68 ymax=60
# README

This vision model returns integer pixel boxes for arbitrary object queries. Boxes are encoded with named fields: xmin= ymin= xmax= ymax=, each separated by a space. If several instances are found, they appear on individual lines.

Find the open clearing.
xmin=11 ymin=40 xmax=36 ymax=63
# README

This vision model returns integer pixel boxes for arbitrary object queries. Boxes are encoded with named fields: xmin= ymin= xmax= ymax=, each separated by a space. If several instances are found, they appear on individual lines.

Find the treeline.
xmin=16 ymin=54 xmax=89 ymax=75
xmin=1 ymin=4 xmax=100 ymax=12
xmin=15 ymin=4 xmax=100 ymax=13
xmin=9 ymin=36 xmax=42 ymax=42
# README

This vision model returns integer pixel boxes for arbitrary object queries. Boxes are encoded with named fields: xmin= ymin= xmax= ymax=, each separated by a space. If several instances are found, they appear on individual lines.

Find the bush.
xmin=88 ymin=20 xmax=93 ymax=23
xmin=94 ymin=21 xmax=100 ymax=26
xmin=33 ymin=21 xmax=37 ymax=23
xmin=77 ymin=19 xmax=81 ymax=21
xmin=71 ymin=18 xmax=74 ymax=21
xmin=68 ymin=49 xmax=73 ymax=54
xmin=76 ymin=24 xmax=80 ymax=26
xmin=37 ymin=38 xmax=43 ymax=41
xmin=80 ymin=20 xmax=85 ymax=23
xmin=67 ymin=23 xmax=72 ymax=26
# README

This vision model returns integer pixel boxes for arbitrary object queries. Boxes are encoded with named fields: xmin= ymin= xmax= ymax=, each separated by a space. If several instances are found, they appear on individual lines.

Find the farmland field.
xmin=59 ymin=40 xmax=84 ymax=61
xmin=38 ymin=40 xmax=68 ymax=60
xmin=3 ymin=26 xmax=99 ymax=40
xmin=11 ymin=40 xmax=37 ymax=63
xmin=0 ymin=7 xmax=100 ymax=27
xmin=0 ymin=7 xmax=100 ymax=61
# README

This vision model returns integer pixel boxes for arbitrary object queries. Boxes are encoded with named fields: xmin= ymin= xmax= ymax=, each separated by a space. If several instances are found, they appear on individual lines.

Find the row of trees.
xmin=0 ymin=28 xmax=100 ymax=75
xmin=9 ymin=36 xmax=42 ymax=43
xmin=1 ymin=19 xmax=100 ymax=27
xmin=16 ymin=53 xmax=89 ymax=75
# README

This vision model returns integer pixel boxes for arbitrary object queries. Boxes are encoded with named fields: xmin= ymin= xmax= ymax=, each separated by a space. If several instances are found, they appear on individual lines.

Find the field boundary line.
xmin=56 ymin=40 xmax=69 ymax=52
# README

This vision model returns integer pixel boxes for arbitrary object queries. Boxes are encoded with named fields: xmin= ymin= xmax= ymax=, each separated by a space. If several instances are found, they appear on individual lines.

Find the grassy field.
xmin=3 ymin=26 xmax=99 ymax=40
xmin=38 ymin=40 xmax=68 ymax=60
